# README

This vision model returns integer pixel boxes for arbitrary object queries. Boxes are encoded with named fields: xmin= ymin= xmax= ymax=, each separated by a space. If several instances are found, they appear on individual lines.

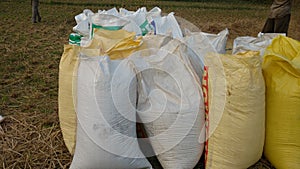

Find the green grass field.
xmin=0 ymin=0 xmax=299 ymax=168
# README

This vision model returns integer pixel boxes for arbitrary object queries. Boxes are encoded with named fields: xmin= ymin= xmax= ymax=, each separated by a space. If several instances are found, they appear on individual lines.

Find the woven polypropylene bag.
xmin=70 ymin=55 xmax=151 ymax=169
xmin=204 ymin=51 xmax=265 ymax=169
xmin=263 ymin=35 xmax=300 ymax=169
xmin=130 ymin=48 xmax=205 ymax=169
xmin=58 ymin=44 xmax=80 ymax=155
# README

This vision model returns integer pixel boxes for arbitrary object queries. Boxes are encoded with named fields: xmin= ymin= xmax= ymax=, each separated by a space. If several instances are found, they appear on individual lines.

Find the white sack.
xmin=73 ymin=9 xmax=94 ymax=36
xmin=151 ymin=12 xmax=183 ymax=39
xmin=184 ymin=32 xmax=218 ymax=82
xmin=185 ymin=28 xmax=229 ymax=54
xmin=129 ymin=48 xmax=205 ymax=169
xmin=232 ymin=32 xmax=285 ymax=56
xmin=70 ymin=55 xmax=151 ymax=169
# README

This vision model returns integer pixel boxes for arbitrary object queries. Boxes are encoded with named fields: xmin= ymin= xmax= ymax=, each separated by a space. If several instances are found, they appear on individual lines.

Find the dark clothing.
xmin=262 ymin=0 xmax=292 ymax=35
xmin=269 ymin=0 xmax=292 ymax=18
xmin=31 ymin=0 xmax=41 ymax=23
xmin=262 ymin=14 xmax=291 ymax=35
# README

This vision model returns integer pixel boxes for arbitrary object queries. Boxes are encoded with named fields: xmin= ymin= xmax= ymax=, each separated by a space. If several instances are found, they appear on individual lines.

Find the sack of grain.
xmin=70 ymin=55 xmax=151 ymax=169
xmin=204 ymin=51 xmax=265 ymax=169
xmin=263 ymin=35 xmax=300 ymax=169
xmin=130 ymin=48 xmax=205 ymax=169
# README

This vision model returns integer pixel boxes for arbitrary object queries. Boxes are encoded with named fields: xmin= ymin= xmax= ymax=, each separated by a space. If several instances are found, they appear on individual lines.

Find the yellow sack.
xmin=83 ymin=29 xmax=142 ymax=59
xmin=204 ymin=51 xmax=265 ymax=169
xmin=58 ymin=45 xmax=80 ymax=155
xmin=262 ymin=35 xmax=300 ymax=169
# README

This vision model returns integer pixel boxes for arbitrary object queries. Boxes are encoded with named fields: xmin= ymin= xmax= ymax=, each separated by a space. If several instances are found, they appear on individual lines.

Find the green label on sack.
xmin=69 ymin=33 xmax=82 ymax=46
xmin=140 ymin=20 xmax=149 ymax=36
xmin=91 ymin=24 xmax=124 ymax=37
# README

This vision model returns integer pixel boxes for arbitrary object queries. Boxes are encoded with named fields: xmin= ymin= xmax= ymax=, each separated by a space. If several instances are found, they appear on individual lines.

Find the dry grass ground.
xmin=0 ymin=0 xmax=299 ymax=168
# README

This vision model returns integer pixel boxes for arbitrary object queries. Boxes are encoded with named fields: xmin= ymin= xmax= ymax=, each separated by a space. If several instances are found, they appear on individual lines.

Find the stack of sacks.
xmin=59 ymin=7 xmax=191 ymax=156
xmin=59 ymin=7 xmax=209 ymax=169
xmin=70 ymin=6 xmax=184 ymax=46
xmin=59 ymin=7 xmax=278 ymax=169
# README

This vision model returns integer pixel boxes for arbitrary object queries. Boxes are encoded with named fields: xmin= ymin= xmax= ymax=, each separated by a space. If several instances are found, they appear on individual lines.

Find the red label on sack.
xmin=202 ymin=66 xmax=209 ymax=166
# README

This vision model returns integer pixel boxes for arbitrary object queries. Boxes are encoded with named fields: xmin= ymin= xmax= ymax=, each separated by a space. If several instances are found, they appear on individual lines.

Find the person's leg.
xmin=274 ymin=14 xmax=291 ymax=35
xmin=32 ymin=0 xmax=40 ymax=23
xmin=262 ymin=18 xmax=275 ymax=33
xmin=37 ymin=7 xmax=41 ymax=22
xmin=32 ymin=5 xmax=36 ymax=23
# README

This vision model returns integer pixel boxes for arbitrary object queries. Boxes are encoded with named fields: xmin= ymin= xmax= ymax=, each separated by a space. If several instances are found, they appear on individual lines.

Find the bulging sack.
xmin=263 ymin=35 xmax=300 ymax=169
xmin=129 ymin=48 xmax=205 ymax=169
xmin=70 ymin=55 xmax=151 ymax=169
xmin=59 ymin=29 xmax=143 ymax=156
xmin=204 ymin=51 xmax=265 ymax=169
